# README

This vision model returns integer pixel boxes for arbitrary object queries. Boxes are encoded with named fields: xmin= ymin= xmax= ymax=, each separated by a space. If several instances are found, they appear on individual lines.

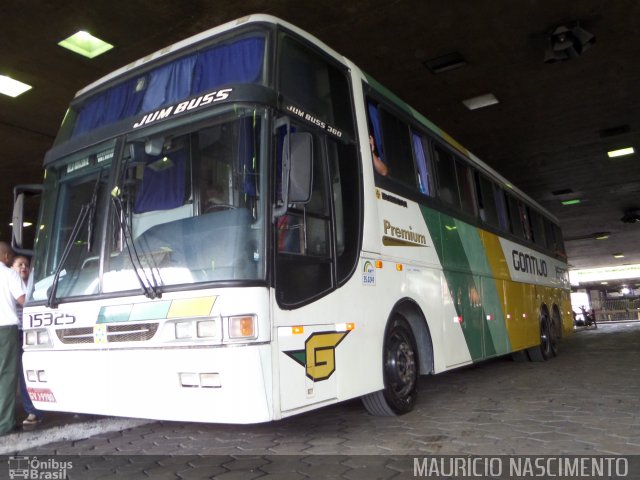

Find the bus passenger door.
xmin=272 ymin=116 xmax=360 ymax=412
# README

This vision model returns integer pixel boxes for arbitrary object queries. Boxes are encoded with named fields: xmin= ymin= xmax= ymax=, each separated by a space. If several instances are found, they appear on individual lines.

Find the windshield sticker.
xmin=284 ymin=104 xmax=343 ymax=138
xmin=133 ymin=88 xmax=233 ymax=129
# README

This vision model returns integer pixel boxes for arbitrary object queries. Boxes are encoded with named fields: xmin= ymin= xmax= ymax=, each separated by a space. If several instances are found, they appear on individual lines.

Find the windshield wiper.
xmin=110 ymin=191 xmax=162 ymax=299
xmin=46 ymin=204 xmax=91 ymax=308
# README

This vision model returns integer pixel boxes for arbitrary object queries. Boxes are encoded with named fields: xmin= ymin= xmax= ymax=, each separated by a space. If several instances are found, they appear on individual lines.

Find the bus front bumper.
xmin=22 ymin=344 xmax=273 ymax=424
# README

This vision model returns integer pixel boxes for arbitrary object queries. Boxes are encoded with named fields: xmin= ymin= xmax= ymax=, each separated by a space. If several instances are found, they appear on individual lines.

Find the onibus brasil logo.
xmin=284 ymin=331 xmax=349 ymax=381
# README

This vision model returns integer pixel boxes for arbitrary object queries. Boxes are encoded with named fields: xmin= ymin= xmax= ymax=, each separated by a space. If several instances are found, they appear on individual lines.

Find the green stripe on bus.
xmin=421 ymin=206 xmax=511 ymax=360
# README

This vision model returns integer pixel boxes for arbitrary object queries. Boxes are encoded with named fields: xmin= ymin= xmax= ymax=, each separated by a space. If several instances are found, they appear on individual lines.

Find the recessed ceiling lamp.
xmin=423 ymin=52 xmax=467 ymax=74
xmin=0 ymin=75 xmax=32 ymax=97
xmin=58 ymin=31 xmax=113 ymax=58
xmin=462 ymin=93 xmax=499 ymax=111
xmin=594 ymin=232 xmax=610 ymax=240
xmin=561 ymin=199 xmax=581 ymax=205
xmin=607 ymin=147 xmax=635 ymax=158
xmin=613 ymin=253 xmax=625 ymax=259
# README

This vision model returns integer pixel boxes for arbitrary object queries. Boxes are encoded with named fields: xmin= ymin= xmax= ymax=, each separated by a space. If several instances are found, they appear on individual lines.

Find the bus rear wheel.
xmin=527 ymin=309 xmax=555 ymax=361
xmin=362 ymin=316 xmax=418 ymax=416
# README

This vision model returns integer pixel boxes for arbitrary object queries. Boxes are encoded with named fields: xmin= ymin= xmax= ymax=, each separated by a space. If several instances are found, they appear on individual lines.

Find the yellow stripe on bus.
xmin=167 ymin=296 xmax=217 ymax=318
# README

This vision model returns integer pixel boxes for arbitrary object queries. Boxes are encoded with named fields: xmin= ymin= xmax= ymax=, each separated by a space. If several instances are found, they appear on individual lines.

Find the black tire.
xmin=527 ymin=309 xmax=553 ymax=362
xmin=362 ymin=316 xmax=419 ymax=416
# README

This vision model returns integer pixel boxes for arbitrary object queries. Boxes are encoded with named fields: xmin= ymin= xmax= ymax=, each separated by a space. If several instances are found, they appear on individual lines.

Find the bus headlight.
xmin=172 ymin=318 xmax=221 ymax=340
xmin=196 ymin=320 xmax=216 ymax=338
xmin=175 ymin=321 xmax=192 ymax=339
xmin=228 ymin=315 xmax=257 ymax=340
xmin=24 ymin=329 xmax=52 ymax=347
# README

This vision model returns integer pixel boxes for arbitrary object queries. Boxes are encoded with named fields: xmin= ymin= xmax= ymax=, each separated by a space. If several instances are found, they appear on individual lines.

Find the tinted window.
xmin=434 ymin=144 xmax=460 ymax=208
xmin=456 ymin=161 xmax=476 ymax=215
xmin=412 ymin=132 xmax=433 ymax=196
xmin=475 ymin=173 xmax=499 ymax=227
xmin=506 ymin=194 xmax=524 ymax=238
xmin=279 ymin=35 xmax=354 ymax=138
xmin=494 ymin=186 xmax=509 ymax=232
xmin=531 ymin=210 xmax=547 ymax=247
xmin=379 ymin=109 xmax=415 ymax=185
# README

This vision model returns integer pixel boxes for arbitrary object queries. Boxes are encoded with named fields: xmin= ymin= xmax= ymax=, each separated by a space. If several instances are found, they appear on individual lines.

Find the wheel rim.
xmin=385 ymin=327 xmax=417 ymax=398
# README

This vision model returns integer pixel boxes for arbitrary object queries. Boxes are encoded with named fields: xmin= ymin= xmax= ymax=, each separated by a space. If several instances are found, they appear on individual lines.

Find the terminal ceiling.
xmin=1 ymin=0 xmax=639 ymax=287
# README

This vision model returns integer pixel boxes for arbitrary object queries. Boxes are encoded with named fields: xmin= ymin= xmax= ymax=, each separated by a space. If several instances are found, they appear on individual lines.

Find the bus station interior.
xmin=2 ymin=1 xmax=640 ymax=319
xmin=1 ymin=0 xmax=640 ymax=464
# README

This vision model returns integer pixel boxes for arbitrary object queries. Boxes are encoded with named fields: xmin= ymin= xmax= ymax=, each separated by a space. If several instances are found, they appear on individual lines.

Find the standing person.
xmin=0 ymin=242 xmax=25 ymax=435
xmin=12 ymin=255 xmax=42 ymax=425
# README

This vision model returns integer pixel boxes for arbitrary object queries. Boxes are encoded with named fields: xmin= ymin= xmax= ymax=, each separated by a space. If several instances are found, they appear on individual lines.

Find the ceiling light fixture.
xmin=613 ymin=253 xmax=625 ymax=259
xmin=543 ymin=22 xmax=596 ymax=63
xmin=462 ymin=93 xmax=499 ymax=111
xmin=58 ymin=31 xmax=114 ymax=59
xmin=551 ymin=188 xmax=574 ymax=196
xmin=423 ymin=52 xmax=467 ymax=74
xmin=561 ymin=199 xmax=581 ymax=205
xmin=607 ymin=147 xmax=635 ymax=158
xmin=594 ymin=232 xmax=610 ymax=240
xmin=0 ymin=75 xmax=32 ymax=97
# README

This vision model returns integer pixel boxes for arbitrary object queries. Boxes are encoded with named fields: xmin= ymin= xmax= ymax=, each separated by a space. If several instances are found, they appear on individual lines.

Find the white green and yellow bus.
xmin=13 ymin=14 xmax=571 ymax=423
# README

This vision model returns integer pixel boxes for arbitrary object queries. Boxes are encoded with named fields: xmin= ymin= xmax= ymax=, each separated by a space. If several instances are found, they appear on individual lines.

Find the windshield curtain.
xmin=67 ymin=34 xmax=266 ymax=140
xmin=30 ymin=107 xmax=267 ymax=302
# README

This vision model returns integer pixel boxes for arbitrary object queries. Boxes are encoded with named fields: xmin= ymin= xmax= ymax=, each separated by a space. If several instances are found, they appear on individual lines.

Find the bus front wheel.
xmin=362 ymin=316 xmax=418 ymax=416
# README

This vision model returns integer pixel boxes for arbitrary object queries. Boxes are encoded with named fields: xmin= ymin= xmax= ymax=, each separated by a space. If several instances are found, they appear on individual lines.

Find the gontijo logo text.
xmin=512 ymin=249 xmax=548 ymax=277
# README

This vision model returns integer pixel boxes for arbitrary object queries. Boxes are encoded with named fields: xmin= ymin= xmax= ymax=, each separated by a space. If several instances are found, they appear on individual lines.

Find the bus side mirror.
xmin=12 ymin=184 xmax=43 ymax=254
xmin=287 ymin=132 xmax=313 ymax=204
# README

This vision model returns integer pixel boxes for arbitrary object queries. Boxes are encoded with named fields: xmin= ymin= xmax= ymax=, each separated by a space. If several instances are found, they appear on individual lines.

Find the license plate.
xmin=27 ymin=387 xmax=57 ymax=403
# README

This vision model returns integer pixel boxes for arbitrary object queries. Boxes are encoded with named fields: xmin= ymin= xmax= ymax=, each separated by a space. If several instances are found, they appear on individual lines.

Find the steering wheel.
xmin=205 ymin=204 xmax=236 ymax=213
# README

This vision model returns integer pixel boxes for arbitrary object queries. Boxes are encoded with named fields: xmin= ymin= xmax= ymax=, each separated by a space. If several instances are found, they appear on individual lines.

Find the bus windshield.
xmin=31 ymin=106 xmax=267 ymax=302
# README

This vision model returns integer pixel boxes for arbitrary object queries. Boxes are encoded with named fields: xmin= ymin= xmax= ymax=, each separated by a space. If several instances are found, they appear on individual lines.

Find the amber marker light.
xmin=396 ymin=263 xmax=403 ymax=271
xmin=292 ymin=326 xmax=304 ymax=335
xmin=229 ymin=315 xmax=256 ymax=339
xmin=375 ymin=260 xmax=383 ymax=269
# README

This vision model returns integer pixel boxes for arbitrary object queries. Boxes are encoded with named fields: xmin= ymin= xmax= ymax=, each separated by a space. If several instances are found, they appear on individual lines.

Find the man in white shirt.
xmin=0 ymin=241 xmax=25 ymax=435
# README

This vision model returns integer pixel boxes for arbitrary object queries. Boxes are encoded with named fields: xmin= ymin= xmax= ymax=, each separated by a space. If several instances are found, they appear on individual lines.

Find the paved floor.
xmin=1 ymin=321 xmax=638 ymax=478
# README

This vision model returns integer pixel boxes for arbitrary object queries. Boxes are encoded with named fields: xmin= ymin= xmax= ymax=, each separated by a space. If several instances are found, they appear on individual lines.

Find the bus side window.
xmin=412 ymin=132 xmax=433 ymax=196
xmin=531 ymin=210 xmax=547 ymax=248
xmin=455 ymin=160 xmax=476 ymax=215
xmin=519 ymin=202 xmax=534 ymax=242
xmin=553 ymin=224 xmax=567 ymax=257
xmin=494 ymin=186 xmax=510 ymax=232
xmin=379 ymin=108 xmax=415 ymax=186
xmin=505 ymin=194 xmax=525 ymax=239
xmin=474 ymin=172 xmax=499 ymax=227
xmin=433 ymin=144 xmax=461 ymax=209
